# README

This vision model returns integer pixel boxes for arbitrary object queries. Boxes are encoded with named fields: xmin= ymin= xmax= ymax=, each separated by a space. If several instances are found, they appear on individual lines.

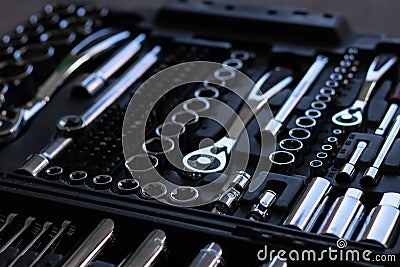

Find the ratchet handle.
xmin=388 ymin=82 xmax=400 ymax=104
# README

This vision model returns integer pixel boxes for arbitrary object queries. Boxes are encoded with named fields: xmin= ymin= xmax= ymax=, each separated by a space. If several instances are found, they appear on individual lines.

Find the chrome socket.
xmin=318 ymin=188 xmax=365 ymax=239
xmin=117 ymin=178 xmax=140 ymax=195
xmin=194 ymin=85 xmax=220 ymax=99
xmin=45 ymin=166 xmax=63 ymax=180
xmin=250 ymin=190 xmax=277 ymax=221
xmin=336 ymin=141 xmax=367 ymax=182
xmin=141 ymin=182 xmax=167 ymax=200
xmin=125 ymin=153 xmax=159 ymax=182
xmin=68 ymin=170 xmax=88 ymax=185
xmin=269 ymin=151 xmax=295 ymax=174
xmin=309 ymin=159 xmax=325 ymax=178
xmin=170 ymin=186 xmax=199 ymax=204
xmin=279 ymin=138 xmax=303 ymax=167
xmin=92 ymin=174 xmax=113 ymax=189
xmin=357 ymin=192 xmax=400 ymax=248
xmin=288 ymin=127 xmax=311 ymax=154
xmin=283 ymin=177 xmax=332 ymax=232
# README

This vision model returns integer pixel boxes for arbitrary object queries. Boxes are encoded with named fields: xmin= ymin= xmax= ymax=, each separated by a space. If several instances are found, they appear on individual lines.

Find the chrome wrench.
xmin=0 ymin=28 xmax=131 ymax=145
xmin=332 ymin=53 xmax=397 ymax=129
xmin=57 ymin=46 xmax=161 ymax=133
xmin=263 ymin=55 xmax=329 ymax=136
xmin=18 ymin=46 xmax=161 ymax=176
xmin=361 ymin=115 xmax=400 ymax=185
xmin=182 ymin=67 xmax=293 ymax=174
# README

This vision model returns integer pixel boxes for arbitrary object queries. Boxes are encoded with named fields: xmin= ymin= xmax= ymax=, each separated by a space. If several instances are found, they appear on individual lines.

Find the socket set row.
xmin=0 ymin=1 xmax=400 ymax=266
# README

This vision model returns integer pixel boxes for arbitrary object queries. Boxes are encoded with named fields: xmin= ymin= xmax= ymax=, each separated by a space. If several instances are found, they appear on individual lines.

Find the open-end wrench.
xmin=0 ymin=28 xmax=131 ymax=145
xmin=263 ymin=55 xmax=329 ymax=136
xmin=376 ymin=82 xmax=400 ymax=135
xmin=361 ymin=115 xmax=400 ymax=185
xmin=182 ymin=67 xmax=293 ymax=174
xmin=332 ymin=54 xmax=397 ymax=130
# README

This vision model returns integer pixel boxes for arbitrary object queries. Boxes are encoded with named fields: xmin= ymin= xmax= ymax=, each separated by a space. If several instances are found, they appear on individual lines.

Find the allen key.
xmin=361 ymin=115 xmax=400 ymax=185
xmin=188 ymin=242 xmax=224 ymax=267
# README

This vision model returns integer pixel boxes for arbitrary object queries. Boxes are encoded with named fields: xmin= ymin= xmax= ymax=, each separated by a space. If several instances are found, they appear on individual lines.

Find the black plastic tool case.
xmin=0 ymin=0 xmax=400 ymax=266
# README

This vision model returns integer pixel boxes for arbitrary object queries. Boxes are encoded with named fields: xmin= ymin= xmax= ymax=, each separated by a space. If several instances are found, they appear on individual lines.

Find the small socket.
xmin=92 ymin=174 xmax=112 ymax=189
xmin=68 ymin=171 xmax=87 ymax=185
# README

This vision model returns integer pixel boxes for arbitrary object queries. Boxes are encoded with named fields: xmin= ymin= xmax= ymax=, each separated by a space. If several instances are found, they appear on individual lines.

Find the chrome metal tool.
xmin=332 ymin=54 xmax=397 ymax=129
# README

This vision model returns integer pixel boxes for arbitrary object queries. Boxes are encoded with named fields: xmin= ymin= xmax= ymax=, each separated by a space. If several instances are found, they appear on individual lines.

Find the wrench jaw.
xmin=0 ymin=107 xmax=25 ymax=145
xmin=56 ymin=115 xmax=86 ymax=135
xmin=331 ymin=100 xmax=365 ymax=130
xmin=182 ymin=145 xmax=228 ymax=177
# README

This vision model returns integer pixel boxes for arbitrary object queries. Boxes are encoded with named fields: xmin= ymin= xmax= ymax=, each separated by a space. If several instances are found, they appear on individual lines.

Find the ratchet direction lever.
xmin=0 ymin=28 xmax=132 ymax=145
xmin=182 ymin=67 xmax=293 ymax=174
xmin=332 ymin=53 xmax=398 ymax=129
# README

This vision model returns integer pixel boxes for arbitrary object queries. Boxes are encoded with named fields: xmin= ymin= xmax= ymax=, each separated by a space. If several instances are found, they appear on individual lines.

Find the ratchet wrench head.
xmin=332 ymin=54 xmax=398 ymax=129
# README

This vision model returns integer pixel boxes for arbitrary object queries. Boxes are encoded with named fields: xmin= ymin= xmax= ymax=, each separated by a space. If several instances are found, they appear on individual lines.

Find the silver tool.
xmin=375 ymin=83 xmax=400 ymax=135
xmin=357 ymin=192 xmax=400 ymax=248
xmin=9 ymin=221 xmax=53 ymax=267
xmin=305 ymin=109 xmax=321 ymax=119
xmin=213 ymin=171 xmax=251 ymax=214
xmin=336 ymin=141 xmax=367 ymax=182
xmin=361 ymin=115 xmax=400 ymax=185
xmin=310 ymin=100 xmax=327 ymax=111
xmin=69 ymin=171 xmax=88 ymax=184
xmin=18 ymin=136 xmax=72 ymax=176
xmin=45 ymin=166 xmax=64 ymax=179
xmin=0 ymin=216 xmax=36 ymax=254
xmin=309 ymin=159 xmax=324 ymax=177
xmin=29 ymin=220 xmax=72 ymax=267
xmin=0 ymin=29 xmax=130 ymax=144
xmin=182 ymin=68 xmax=293 ymax=174
xmin=76 ymin=33 xmax=146 ymax=95
xmin=117 ymin=178 xmax=140 ymax=194
xmin=332 ymin=54 xmax=398 ymax=129
xmin=283 ymin=177 xmax=331 ymax=232
xmin=183 ymin=98 xmax=210 ymax=114
xmin=279 ymin=138 xmax=303 ymax=166
xmin=141 ymin=182 xmax=168 ymax=199
xmin=295 ymin=116 xmax=316 ymax=130
xmin=318 ymin=188 xmax=365 ymax=239
xmin=57 ymin=46 xmax=161 ymax=133
xmin=170 ymin=186 xmax=199 ymax=204
xmin=265 ymin=255 xmax=287 ymax=267
xmin=118 ymin=229 xmax=167 ymax=267
xmin=62 ymin=218 xmax=114 ymax=267
xmin=269 ymin=151 xmax=295 ymax=174
xmin=0 ymin=213 xmax=18 ymax=234
xmin=250 ymin=190 xmax=277 ymax=221
xmin=171 ymin=110 xmax=199 ymax=131
xmin=93 ymin=174 xmax=113 ymax=189
xmin=188 ymin=242 xmax=223 ymax=267
xmin=194 ymin=86 xmax=220 ymax=99
xmin=263 ymin=55 xmax=329 ymax=136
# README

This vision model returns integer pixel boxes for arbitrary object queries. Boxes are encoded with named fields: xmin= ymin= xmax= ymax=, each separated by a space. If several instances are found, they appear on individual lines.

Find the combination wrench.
xmin=332 ymin=53 xmax=397 ymax=130
xmin=182 ymin=68 xmax=293 ymax=174
xmin=0 ymin=28 xmax=131 ymax=145
xmin=18 ymin=46 xmax=161 ymax=176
